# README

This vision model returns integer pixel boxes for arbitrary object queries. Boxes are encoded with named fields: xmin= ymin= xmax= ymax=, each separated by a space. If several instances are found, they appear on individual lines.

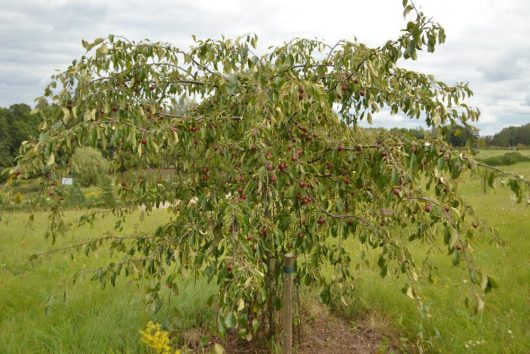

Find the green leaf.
xmin=211 ymin=343 xmax=225 ymax=354
xmin=199 ymin=335 xmax=210 ymax=347
xmin=47 ymin=152 xmax=55 ymax=166
xmin=224 ymin=312 xmax=236 ymax=329
xmin=403 ymin=4 xmax=413 ymax=18
xmin=237 ymin=298 xmax=245 ymax=312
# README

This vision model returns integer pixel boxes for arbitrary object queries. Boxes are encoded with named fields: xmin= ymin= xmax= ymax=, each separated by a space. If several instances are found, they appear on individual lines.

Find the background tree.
xmin=7 ymin=0 xmax=529 ymax=345
xmin=445 ymin=124 xmax=479 ymax=147
xmin=491 ymin=123 xmax=530 ymax=147
xmin=0 ymin=104 xmax=42 ymax=179
xmin=69 ymin=146 xmax=110 ymax=187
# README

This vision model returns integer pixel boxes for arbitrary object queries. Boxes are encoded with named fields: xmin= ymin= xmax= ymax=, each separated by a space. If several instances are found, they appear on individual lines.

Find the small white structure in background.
xmin=61 ymin=177 xmax=73 ymax=186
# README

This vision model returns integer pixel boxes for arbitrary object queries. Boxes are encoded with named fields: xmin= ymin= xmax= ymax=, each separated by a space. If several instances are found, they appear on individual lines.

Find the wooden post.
xmin=282 ymin=253 xmax=295 ymax=354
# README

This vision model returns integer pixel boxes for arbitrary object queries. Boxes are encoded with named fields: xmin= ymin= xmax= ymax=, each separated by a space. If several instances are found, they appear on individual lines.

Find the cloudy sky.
xmin=1 ymin=0 xmax=529 ymax=135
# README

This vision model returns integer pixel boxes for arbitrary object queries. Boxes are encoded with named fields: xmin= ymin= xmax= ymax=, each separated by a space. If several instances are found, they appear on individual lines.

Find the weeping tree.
xmin=6 ymin=0 xmax=529 ymax=346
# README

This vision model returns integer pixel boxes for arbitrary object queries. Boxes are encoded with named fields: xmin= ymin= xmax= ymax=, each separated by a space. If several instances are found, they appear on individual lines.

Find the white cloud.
xmin=0 ymin=0 xmax=529 ymax=135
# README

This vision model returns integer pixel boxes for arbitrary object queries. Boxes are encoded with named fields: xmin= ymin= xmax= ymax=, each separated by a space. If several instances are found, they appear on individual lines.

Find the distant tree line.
xmin=482 ymin=123 xmax=530 ymax=147
xmin=0 ymin=104 xmax=41 ymax=173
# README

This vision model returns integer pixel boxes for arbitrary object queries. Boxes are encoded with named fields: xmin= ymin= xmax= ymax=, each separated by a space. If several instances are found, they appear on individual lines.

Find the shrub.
xmin=70 ymin=147 xmax=110 ymax=187
xmin=482 ymin=152 xmax=529 ymax=166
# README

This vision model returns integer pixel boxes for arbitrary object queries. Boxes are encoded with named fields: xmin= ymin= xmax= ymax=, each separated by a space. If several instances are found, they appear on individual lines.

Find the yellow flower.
xmin=139 ymin=321 xmax=180 ymax=354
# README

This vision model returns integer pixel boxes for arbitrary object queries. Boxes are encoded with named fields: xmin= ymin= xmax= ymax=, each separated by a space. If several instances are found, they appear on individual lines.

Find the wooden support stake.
xmin=282 ymin=253 xmax=295 ymax=354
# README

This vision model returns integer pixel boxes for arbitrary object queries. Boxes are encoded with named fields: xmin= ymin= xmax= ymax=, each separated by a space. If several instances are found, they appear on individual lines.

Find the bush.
xmin=481 ymin=152 xmax=530 ymax=166
xmin=70 ymin=147 xmax=110 ymax=187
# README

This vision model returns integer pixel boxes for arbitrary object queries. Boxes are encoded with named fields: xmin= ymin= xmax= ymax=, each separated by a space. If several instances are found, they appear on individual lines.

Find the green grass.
xmin=1 ymin=161 xmax=529 ymax=353
xmin=342 ymin=161 xmax=530 ymax=353
xmin=0 ymin=210 xmax=214 ymax=353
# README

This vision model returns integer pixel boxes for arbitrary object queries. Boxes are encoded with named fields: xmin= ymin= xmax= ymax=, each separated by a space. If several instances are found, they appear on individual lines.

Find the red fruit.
xmin=266 ymin=163 xmax=274 ymax=171
xmin=150 ymin=85 xmax=155 ymax=91
xmin=278 ymin=162 xmax=288 ymax=171
xmin=317 ymin=217 xmax=325 ymax=225
xmin=302 ymin=196 xmax=312 ymax=205
xmin=250 ymin=145 xmax=257 ymax=153
xmin=291 ymin=155 xmax=298 ymax=162
xmin=14 ymin=170 xmax=21 ymax=176
xmin=337 ymin=143 xmax=346 ymax=152
xmin=227 ymin=264 xmax=233 ymax=272
xmin=392 ymin=188 xmax=400 ymax=196
xmin=359 ymin=90 xmax=365 ymax=97
xmin=298 ymin=231 xmax=305 ymax=238
xmin=341 ymin=83 xmax=349 ymax=92
xmin=472 ymin=222 xmax=479 ymax=229
xmin=259 ymin=227 xmax=267 ymax=238
xmin=344 ymin=177 xmax=351 ymax=185
xmin=444 ymin=206 xmax=450 ymax=213
xmin=237 ymin=187 xmax=244 ymax=195
xmin=424 ymin=203 xmax=433 ymax=213
xmin=298 ymin=181 xmax=306 ymax=189
xmin=141 ymin=139 xmax=147 ymax=145
xmin=239 ymin=194 xmax=247 ymax=201
xmin=266 ymin=151 xmax=273 ymax=160
xmin=352 ymin=78 xmax=359 ymax=84
xmin=172 ymin=127 xmax=178 ymax=133
xmin=455 ymin=242 xmax=464 ymax=252
xmin=270 ymin=174 xmax=277 ymax=183
xmin=355 ymin=144 xmax=363 ymax=153
xmin=298 ymin=85 xmax=305 ymax=94
xmin=112 ymin=106 xmax=118 ymax=112
xmin=202 ymin=167 xmax=209 ymax=174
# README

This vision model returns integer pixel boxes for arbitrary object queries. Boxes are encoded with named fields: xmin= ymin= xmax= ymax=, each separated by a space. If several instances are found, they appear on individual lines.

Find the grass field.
xmin=1 ymin=161 xmax=529 ymax=353
xmin=341 ymin=161 xmax=530 ymax=353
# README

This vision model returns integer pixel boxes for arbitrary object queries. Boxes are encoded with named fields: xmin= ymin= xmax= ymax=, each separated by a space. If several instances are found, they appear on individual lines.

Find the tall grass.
xmin=341 ymin=161 xmax=530 ymax=353
xmin=0 ymin=210 xmax=214 ymax=353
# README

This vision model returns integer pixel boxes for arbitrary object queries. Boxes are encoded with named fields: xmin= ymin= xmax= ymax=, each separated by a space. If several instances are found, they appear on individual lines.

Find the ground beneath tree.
xmin=296 ymin=312 xmax=387 ymax=353
xmin=183 ymin=299 xmax=399 ymax=353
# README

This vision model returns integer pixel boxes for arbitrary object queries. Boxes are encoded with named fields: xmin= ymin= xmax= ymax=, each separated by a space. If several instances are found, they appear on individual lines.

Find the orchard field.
xmin=1 ymin=156 xmax=529 ymax=353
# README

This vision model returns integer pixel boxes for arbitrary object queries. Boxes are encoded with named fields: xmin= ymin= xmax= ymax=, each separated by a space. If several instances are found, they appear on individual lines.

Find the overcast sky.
xmin=1 ymin=0 xmax=529 ymax=135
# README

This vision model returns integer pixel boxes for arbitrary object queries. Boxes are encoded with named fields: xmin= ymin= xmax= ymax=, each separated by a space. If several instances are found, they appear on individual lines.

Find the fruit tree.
xmin=7 ymin=0 xmax=529 ymax=344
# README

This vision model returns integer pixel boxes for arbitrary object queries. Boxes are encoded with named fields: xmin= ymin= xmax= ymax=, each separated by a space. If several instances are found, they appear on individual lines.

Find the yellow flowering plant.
xmin=139 ymin=321 xmax=180 ymax=354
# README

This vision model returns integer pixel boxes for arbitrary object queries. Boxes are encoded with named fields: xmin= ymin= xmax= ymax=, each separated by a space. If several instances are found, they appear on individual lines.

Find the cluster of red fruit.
xmin=237 ymin=187 xmax=246 ymax=201
xmin=291 ymin=147 xmax=303 ymax=162
xmin=294 ymin=124 xmax=317 ymax=142
xmin=298 ymin=85 xmax=305 ymax=101
xmin=201 ymin=166 xmax=209 ymax=181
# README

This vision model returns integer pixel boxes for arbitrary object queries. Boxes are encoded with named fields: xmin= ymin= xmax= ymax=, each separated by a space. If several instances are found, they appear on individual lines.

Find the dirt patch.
xmin=295 ymin=299 xmax=397 ymax=354
xmin=297 ymin=311 xmax=385 ymax=353
xmin=182 ymin=300 xmax=397 ymax=353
